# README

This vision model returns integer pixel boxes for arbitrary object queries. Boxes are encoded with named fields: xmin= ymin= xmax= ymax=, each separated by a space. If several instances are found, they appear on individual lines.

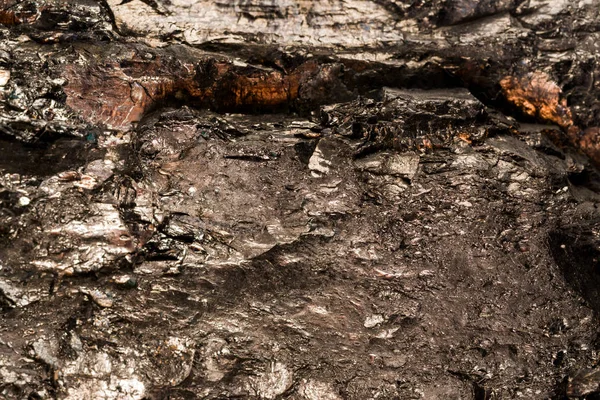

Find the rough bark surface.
xmin=1 ymin=1 xmax=600 ymax=399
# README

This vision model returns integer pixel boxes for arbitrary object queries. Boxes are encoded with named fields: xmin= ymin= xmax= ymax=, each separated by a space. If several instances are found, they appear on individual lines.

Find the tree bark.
xmin=1 ymin=1 xmax=600 ymax=399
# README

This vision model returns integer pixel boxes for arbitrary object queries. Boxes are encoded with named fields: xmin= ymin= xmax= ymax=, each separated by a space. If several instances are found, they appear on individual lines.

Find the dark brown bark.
xmin=1 ymin=1 xmax=600 ymax=399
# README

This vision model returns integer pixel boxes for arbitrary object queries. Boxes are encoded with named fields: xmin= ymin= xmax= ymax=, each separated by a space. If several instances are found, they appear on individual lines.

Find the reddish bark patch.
xmin=62 ymin=54 xmax=326 ymax=130
xmin=0 ymin=10 xmax=19 ymax=25
xmin=571 ymin=126 xmax=600 ymax=165
xmin=63 ymin=61 xmax=181 ymax=130
xmin=499 ymin=71 xmax=573 ymax=128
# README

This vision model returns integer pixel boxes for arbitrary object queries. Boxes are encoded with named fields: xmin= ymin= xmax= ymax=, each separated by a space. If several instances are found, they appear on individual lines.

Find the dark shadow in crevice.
xmin=0 ymin=135 xmax=99 ymax=177
xmin=549 ymin=229 xmax=600 ymax=314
